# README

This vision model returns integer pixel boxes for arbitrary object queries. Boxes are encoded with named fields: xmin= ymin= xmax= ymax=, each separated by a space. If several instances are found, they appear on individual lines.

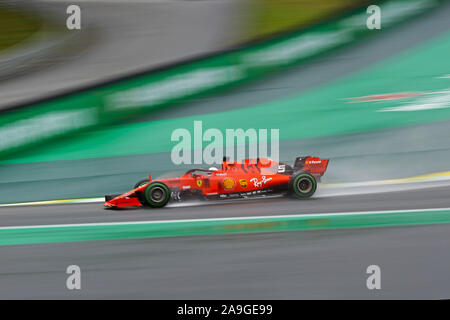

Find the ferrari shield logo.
xmin=239 ymin=179 xmax=247 ymax=188
xmin=196 ymin=179 xmax=203 ymax=187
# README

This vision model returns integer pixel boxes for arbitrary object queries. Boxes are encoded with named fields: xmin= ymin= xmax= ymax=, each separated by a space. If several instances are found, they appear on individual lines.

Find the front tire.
xmin=290 ymin=173 xmax=317 ymax=198
xmin=134 ymin=179 xmax=149 ymax=189
xmin=143 ymin=182 xmax=170 ymax=208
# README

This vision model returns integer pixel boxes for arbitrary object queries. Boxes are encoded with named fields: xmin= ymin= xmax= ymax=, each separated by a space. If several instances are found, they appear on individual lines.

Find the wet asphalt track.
xmin=1 ymin=2 xmax=450 ymax=299
xmin=1 ymin=185 xmax=450 ymax=299
xmin=1 ymin=218 xmax=450 ymax=299
xmin=1 ymin=183 xmax=450 ymax=228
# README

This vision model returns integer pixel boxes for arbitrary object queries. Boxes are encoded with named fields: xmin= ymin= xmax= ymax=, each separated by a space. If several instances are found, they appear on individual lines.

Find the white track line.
xmin=1 ymin=207 xmax=450 ymax=230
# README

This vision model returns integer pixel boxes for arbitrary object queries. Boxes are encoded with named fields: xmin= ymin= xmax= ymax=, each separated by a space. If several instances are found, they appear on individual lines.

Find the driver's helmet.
xmin=207 ymin=167 xmax=218 ymax=176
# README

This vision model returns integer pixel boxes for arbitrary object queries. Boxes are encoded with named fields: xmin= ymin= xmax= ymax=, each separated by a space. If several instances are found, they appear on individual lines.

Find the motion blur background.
xmin=1 ymin=0 xmax=450 ymax=299
xmin=2 ymin=0 xmax=446 ymax=202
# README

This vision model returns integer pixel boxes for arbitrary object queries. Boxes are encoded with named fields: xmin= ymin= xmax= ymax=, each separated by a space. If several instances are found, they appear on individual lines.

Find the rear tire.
xmin=143 ymin=182 xmax=170 ymax=208
xmin=290 ymin=173 xmax=317 ymax=198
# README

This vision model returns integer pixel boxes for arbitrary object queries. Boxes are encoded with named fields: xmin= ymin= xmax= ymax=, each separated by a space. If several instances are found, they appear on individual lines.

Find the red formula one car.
xmin=104 ymin=156 xmax=329 ymax=209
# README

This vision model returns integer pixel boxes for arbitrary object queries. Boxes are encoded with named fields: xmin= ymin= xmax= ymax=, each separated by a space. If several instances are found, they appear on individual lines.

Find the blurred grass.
xmin=244 ymin=0 xmax=372 ymax=40
xmin=0 ymin=6 xmax=42 ymax=53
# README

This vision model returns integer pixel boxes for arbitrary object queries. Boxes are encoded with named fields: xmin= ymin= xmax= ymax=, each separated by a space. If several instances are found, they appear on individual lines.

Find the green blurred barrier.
xmin=0 ymin=0 xmax=439 ymax=159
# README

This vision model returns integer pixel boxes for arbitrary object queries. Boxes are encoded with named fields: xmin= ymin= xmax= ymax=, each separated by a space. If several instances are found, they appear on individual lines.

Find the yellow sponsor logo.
xmin=223 ymin=178 xmax=235 ymax=190
xmin=239 ymin=179 xmax=247 ymax=188
xmin=196 ymin=179 xmax=203 ymax=187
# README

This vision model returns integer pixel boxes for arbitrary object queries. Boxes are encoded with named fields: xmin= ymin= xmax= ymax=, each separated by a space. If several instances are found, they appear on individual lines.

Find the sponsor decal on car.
xmin=196 ymin=180 xmax=203 ymax=187
xmin=239 ymin=179 xmax=248 ymax=188
xmin=250 ymin=176 xmax=273 ymax=188
xmin=307 ymin=160 xmax=323 ymax=164
xmin=223 ymin=178 xmax=236 ymax=190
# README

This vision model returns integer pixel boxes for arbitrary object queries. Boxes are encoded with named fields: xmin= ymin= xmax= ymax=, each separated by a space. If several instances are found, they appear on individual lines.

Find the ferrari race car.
xmin=104 ymin=156 xmax=329 ymax=209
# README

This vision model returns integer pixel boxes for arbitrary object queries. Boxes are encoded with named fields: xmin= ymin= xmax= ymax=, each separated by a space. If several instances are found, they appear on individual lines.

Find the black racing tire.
xmin=290 ymin=173 xmax=317 ymax=198
xmin=134 ymin=179 xmax=149 ymax=189
xmin=143 ymin=182 xmax=170 ymax=208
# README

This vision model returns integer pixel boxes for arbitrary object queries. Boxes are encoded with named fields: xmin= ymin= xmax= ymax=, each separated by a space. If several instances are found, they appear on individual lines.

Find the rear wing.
xmin=294 ymin=156 xmax=329 ymax=177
